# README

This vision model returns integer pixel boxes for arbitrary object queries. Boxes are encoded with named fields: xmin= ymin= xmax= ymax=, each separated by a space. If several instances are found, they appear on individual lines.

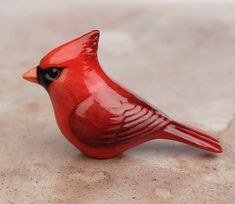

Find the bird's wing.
xmin=100 ymin=102 xmax=170 ymax=146
xmin=70 ymin=99 xmax=171 ymax=147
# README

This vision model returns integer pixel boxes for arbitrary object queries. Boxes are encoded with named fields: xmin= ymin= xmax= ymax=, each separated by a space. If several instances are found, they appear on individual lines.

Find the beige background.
xmin=0 ymin=0 xmax=235 ymax=203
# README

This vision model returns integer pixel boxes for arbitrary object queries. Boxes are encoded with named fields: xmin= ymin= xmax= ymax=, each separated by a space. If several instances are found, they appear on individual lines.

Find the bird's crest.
xmin=40 ymin=30 xmax=100 ymax=68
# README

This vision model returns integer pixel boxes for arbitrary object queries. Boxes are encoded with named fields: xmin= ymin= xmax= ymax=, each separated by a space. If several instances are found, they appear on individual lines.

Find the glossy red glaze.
xmin=23 ymin=30 xmax=223 ymax=158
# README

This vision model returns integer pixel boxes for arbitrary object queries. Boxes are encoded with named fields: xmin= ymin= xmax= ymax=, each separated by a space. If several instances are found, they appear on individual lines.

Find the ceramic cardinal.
xmin=23 ymin=30 xmax=222 ymax=158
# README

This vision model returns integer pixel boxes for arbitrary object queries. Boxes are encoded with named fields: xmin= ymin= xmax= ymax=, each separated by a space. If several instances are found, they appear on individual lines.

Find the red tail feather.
xmin=160 ymin=122 xmax=223 ymax=153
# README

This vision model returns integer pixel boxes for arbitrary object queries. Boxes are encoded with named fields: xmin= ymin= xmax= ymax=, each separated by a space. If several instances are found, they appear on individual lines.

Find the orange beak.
xmin=22 ymin=67 xmax=39 ymax=84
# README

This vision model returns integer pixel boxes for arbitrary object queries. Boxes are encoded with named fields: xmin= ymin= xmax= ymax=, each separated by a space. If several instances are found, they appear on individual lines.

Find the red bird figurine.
xmin=23 ymin=30 xmax=223 ymax=158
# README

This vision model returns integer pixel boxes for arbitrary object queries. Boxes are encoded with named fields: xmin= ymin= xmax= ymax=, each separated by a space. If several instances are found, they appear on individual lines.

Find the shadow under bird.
xmin=23 ymin=30 xmax=223 ymax=159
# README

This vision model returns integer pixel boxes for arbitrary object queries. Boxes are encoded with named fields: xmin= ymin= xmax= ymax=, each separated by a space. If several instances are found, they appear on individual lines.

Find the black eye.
xmin=37 ymin=66 xmax=63 ymax=89
xmin=44 ymin=68 xmax=61 ymax=81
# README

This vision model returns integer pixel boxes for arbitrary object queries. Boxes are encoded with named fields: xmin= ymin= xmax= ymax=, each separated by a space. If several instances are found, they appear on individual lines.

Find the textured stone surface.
xmin=0 ymin=1 xmax=235 ymax=203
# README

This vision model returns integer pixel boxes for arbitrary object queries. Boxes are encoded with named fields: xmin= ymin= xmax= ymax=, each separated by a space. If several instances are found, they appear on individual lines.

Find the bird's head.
xmin=22 ymin=30 xmax=100 ymax=91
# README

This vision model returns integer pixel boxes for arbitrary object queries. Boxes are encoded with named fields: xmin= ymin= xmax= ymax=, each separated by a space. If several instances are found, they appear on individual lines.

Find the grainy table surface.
xmin=0 ymin=1 xmax=235 ymax=203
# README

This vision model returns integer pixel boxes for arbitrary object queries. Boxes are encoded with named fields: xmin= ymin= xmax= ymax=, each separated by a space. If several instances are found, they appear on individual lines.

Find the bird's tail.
xmin=160 ymin=121 xmax=223 ymax=153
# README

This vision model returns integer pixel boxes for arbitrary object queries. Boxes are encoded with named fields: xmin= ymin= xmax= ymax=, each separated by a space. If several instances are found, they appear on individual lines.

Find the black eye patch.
xmin=37 ymin=66 xmax=62 ymax=89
